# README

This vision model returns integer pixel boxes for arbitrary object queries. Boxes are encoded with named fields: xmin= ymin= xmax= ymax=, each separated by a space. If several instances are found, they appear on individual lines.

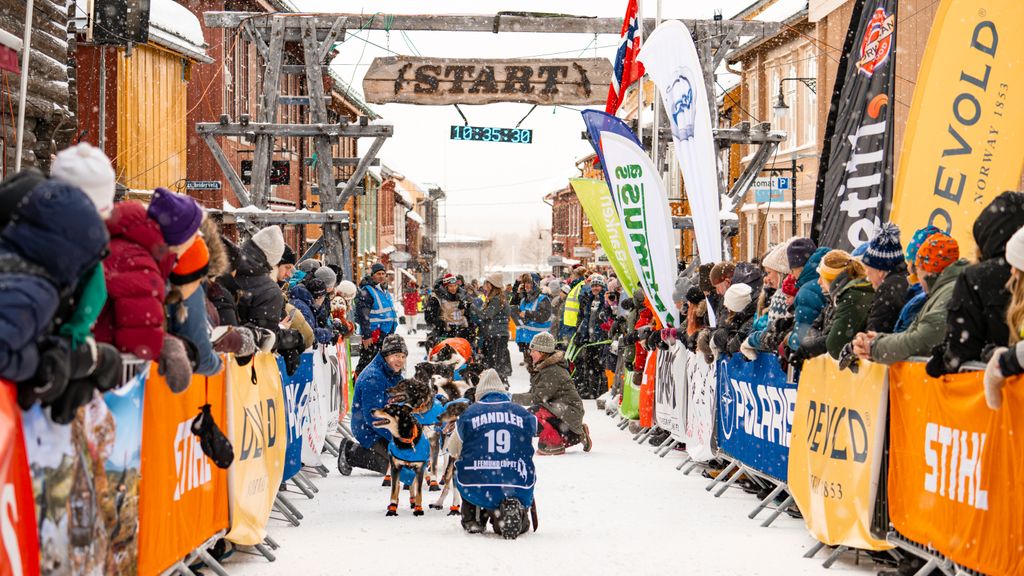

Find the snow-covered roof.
xmin=148 ymin=0 xmax=211 ymax=63
xmin=406 ymin=210 xmax=424 ymax=224
xmin=328 ymin=69 xmax=380 ymax=120
xmin=394 ymin=184 xmax=415 ymax=208
xmin=439 ymin=234 xmax=490 ymax=245
xmin=753 ymin=0 xmax=809 ymax=22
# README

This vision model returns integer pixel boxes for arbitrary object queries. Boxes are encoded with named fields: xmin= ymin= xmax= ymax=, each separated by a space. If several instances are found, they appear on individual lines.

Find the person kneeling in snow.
xmin=449 ymin=369 xmax=537 ymax=539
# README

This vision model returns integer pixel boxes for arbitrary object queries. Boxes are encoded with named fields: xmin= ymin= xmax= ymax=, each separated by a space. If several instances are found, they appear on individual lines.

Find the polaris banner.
xmin=716 ymin=354 xmax=797 ymax=482
xmin=279 ymin=354 xmax=313 ymax=481
xmin=681 ymin=352 xmax=717 ymax=462
xmin=813 ymin=0 xmax=897 ymax=250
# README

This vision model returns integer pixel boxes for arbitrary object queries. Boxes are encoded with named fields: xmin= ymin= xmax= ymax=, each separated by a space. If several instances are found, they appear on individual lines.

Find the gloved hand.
xmin=19 ymin=339 xmax=71 ymax=409
xmin=838 ymin=343 xmax=860 ymax=374
xmin=252 ymin=327 xmax=277 ymax=353
xmin=610 ymin=340 xmax=620 ymax=354
xmin=159 ymin=335 xmax=194 ymax=393
xmin=739 ymin=339 xmax=758 ymax=361
xmin=984 ymin=347 xmax=1007 ymax=410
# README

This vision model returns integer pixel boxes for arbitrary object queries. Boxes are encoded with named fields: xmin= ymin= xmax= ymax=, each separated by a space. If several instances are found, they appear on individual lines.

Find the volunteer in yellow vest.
xmin=425 ymin=273 xmax=475 ymax=344
xmin=514 ymin=273 xmax=553 ymax=372
xmin=354 ymin=262 xmax=398 ymax=376
xmin=560 ymin=266 xmax=588 ymax=341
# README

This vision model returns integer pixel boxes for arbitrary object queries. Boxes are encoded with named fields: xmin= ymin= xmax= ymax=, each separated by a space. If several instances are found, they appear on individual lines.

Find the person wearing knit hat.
xmin=860 ymin=223 xmax=910 ymax=333
xmin=380 ymin=333 xmax=408 ymax=359
xmin=811 ymin=250 xmax=874 ymax=360
xmin=709 ymin=262 xmax=735 ymax=295
xmin=315 ymin=265 xmax=338 ymax=290
xmin=915 ymin=234 xmax=960 ymax=276
xmin=251 ymin=225 xmax=285 ymax=270
xmin=762 ymin=239 xmax=793 ymax=288
xmin=905 ymin=226 xmax=942 ymax=274
xmin=589 ymin=273 xmax=607 ymax=288
xmin=781 ymin=274 xmax=798 ymax=298
xmin=170 ymin=236 xmax=210 ymax=288
xmin=147 ymin=187 xmax=203 ymax=248
xmin=441 ymin=273 xmax=458 ymax=286
xmin=277 ymin=245 xmax=297 ymax=283
xmin=787 ymin=238 xmax=817 ymax=271
xmin=167 ymin=235 xmax=222 ymax=377
xmin=51 ymin=142 xmax=116 ymax=218
xmin=298 ymin=259 xmax=321 ymax=274
xmin=512 ymin=331 xmax=590 ymax=455
xmin=484 ymin=272 xmax=504 ymax=291
xmin=723 ymin=283 xmax=753 ymax=314
xmin=370 ymin=262 xmax=386 ymax=275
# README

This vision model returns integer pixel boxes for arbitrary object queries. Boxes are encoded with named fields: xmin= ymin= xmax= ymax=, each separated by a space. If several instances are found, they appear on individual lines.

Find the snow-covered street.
xmin=227 ymin=337 xmax=873 ymax=576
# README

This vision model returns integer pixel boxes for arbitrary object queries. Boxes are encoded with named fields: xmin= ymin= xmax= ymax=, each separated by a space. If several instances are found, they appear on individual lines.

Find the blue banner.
xmin=278 ymin=354 xmax=314 ymax=481
xmin=581 ymin=109 xmax=642 ymax=186
xmin=716 ymin=353 xmax=797 ymax=482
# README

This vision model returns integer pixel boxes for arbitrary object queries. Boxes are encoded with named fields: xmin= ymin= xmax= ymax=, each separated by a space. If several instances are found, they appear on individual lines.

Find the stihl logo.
xmin=174 ymin=417 xmax=212 ymax=502
xmin=924 ymin=423 xmax=988 ymax=510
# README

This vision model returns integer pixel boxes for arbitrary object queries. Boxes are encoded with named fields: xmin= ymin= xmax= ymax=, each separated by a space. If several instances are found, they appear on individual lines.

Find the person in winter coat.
xmin=354 ymin=262 xmax=398 ymax=376
xmin=861 ymin=223 xmax=910 ymax=333
xmin=817 ymin=250 xmax=874 ymax=360
xmin=448 ymin=368 xmax=537 ymax=538
xmin=512 ymin=332 xmax=592 ymax=455
xmin=513 ymin=273 xmax=553 ymax=371
xmin=713 ymin=283 xmax=757 ymax=357
xmin=574 ymin=275 xmax=612 ymax=399
xmin=337 ymin=334 xmax=407 ymax=476
xmin=0 ymin=181 xmax=110 ymax=408
xmin=894 ymin=226 xmax=943 ymax=333
xmin=403 ymin=281 xmax=421 ymax=335
xmin=425 ymin=273 xmax=474 ymax=343
xmin=549 ymin=280 xmax=565 ymax=338
xmin=983 ymin=226 xmax=1024 ymax=410
xmin=855 ymin=234 xmax=966 ymax=365
xmin=928 ymin=191 xmax=1024 ymax=376
xmin=787 ymin=240 xmax=830 ymax=354
xmin=166 ymin=237 xmax=222 ymax=378
xmin=290 ymin=278 xmax=336 ymax=347
xmin=476 ymin=273 xmax=512 ymax=379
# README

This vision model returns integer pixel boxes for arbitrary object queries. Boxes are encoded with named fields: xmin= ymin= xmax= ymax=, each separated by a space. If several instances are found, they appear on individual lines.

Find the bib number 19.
xmin=484 ymin=429 xmax=511 ymax=454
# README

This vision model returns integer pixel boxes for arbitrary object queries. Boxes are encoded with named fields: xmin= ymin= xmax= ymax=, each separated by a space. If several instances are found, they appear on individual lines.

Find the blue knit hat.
xmin=852 ymin=242 xmax=869 ymax=259
xmin=906 ymin=225 xmax=942 ymax=263
xmin=862 ymin=223 xmax=903 ymax=271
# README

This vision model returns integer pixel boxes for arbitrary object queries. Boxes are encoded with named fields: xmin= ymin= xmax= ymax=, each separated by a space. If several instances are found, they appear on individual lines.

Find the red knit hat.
xmin=915 ymin=233 xmax=959 ymax=275
xmin=781 ymin=274 xmax=798 ymax=297
xmin=170 ymin=237 xmax=210 ymax=285
xmin=441 ymin=273 xmax=458 ymax=286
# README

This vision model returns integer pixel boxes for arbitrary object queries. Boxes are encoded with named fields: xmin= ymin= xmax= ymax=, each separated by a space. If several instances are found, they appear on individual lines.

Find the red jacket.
xmin=634 ymin=306 xmax=654 ymax=372
xmin=403 ymin=290 xmax=421 ymax=316
xmin=94 ymin=202 xmax=176 ymax=360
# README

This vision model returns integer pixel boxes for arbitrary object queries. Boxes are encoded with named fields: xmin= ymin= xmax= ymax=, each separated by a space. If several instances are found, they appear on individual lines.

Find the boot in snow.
xmin=494 ymin=498 xmax=525 ymax=540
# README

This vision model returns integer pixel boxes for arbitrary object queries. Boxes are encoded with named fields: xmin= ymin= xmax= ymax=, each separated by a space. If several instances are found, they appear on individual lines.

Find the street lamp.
xmin=772 ymin=77 xmax=817 ymax=118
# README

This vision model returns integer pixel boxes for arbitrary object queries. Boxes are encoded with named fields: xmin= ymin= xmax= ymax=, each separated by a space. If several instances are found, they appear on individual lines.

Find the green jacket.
xmin=58 ymin=263 xmax=107 ymax=348
xmin=870 ymin=259 xmax=968 ymax=365
xmin=512 ymin=351 xmax=585 ymax=434
xmin=826 ymin=277 xmax=874 ymax=360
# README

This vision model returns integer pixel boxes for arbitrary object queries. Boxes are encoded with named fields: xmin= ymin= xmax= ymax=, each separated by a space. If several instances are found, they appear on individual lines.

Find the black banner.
xmin=812 ymin=0 xmax=897 ymax=251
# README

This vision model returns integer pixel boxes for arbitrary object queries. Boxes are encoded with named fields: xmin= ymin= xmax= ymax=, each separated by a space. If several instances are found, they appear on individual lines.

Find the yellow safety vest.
xmin=562 ymin=282 xmax=583 ymax=327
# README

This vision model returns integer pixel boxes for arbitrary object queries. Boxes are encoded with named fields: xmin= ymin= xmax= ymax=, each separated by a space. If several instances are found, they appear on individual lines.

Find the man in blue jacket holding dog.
xmin=451 ymin=369 xmax=538 ymax=540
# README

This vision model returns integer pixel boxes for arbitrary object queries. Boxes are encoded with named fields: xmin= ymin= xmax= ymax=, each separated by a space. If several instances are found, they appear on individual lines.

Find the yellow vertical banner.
xmin=890 ymin=0 xmax=1024 ymax=254
xmin=569 ymin=178 xmax=641 ymax=293
xmin=788 ymin=356 xmax=891 ymax=550
xmin=225 ymin=354 xmax=286 ymax=546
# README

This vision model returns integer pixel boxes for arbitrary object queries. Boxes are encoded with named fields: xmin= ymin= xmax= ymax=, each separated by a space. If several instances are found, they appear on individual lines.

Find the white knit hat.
xmin=315 ymin=265 xmax=337 ymax=289
xmin=1006 ymin=226 xmax=1024 ymax=271
xmin=485 ymin=272 xmax=504 ymax=290
xmin=763 ymin=239 xmax=793 ymax=274
xmin=337 ymin=279 xmax=357 ymax=300
xmin=529 ymin=331 xmax=557 ymax=354
xmin=475 ymin=368 xmax=509 ymax=399
xmin=251 ymin=225 xmax=285 ymax=268
xmin=51 ymin=143 xmax=116 ymax=218
xmin=723 ymin=283 xmax=753 ymax=313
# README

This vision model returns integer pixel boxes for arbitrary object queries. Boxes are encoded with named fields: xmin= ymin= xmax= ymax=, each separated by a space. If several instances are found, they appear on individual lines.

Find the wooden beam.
xmin=338 ymin=135 xmax=388 ymax=206
xmin=225 ymin=211 xmax=351 ymax=225
xmin=196 ymin=122 xmax=394 ymax=137
xmin=281 ymin=64 xmax=331 ymax=75
xmin=251 ymin=17 xmax=286 ymax=207
xmin=304 ymin=157 xmax=381 ymax=167
xmin=204 ymin=12 xmax=780 ymax=38
xmin=199 ymin=132 xmax=252 ymax=207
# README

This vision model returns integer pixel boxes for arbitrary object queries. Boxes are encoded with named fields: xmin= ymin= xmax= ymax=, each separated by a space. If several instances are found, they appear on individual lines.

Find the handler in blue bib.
xmin=450 ymin=368 xmax=538 ymax=540
xmin=513 ymin=273 xmax=552 ymax=372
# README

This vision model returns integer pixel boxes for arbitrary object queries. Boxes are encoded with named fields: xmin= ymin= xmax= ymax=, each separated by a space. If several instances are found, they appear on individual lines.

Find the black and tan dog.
xmin=386 ymin=378 xmax=447 ymax=490
xmin=428 ymin=400 xmax=472 ymax=515
xmin=371 ymin=404 xmax=428 ymax=517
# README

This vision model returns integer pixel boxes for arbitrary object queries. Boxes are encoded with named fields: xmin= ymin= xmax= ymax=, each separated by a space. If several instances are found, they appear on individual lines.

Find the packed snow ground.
xmin=227 ymin=328 xmax=877 ymax=576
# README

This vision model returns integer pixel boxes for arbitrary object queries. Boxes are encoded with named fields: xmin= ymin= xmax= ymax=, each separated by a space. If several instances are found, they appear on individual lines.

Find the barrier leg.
xmin=761 ymin=494 xmax=794 ymax=528
xmin=322 ymin=438 xmax=340 ymax=457
xmin=291 ymin=476 xmax=316 ymax=499
xmin=274 ymin=495 xmax=302 ymax=525
xmin=195 ymin=549 xmax=231 ymax=576
xmin=632 ymin=426 xmax=648 ymax=441
xmin=705 ymin=460 xmax=738 ymax=492
xmin=264 ymin=535 xmax=281 ymax=549
xmin=912 ymin=559 xmax=938 ymax=576
xmin=803 ymin=541 xmax=827 ymax=559
xmin=658 ymin=440 xmax=680 ymax=457
xmin=748 ymin=483 xmax=785 ymax=519
xmin=713 ymin=464 xmax=745 ymax=497
xmin=651 ymin=435 xmax=672 ymax=453
xmin=254 ymin=544 xmax=276 ymax=562
xmin=822 ymin=545 xmax=849 ymax=568
xmin=297 ymin=470 xmax=320 ymax=494
xmin=634 ymin=427 xmax=653 ymax=444
xmin=617 ymin=419 xmax=630 ymax=430
xmin=682 ymin=460 xmax=701 ymax=475
xmin=675 ymin=454 xmax=692 ymax=471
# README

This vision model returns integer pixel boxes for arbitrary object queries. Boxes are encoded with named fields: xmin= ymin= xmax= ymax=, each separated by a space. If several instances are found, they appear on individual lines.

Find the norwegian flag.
xmin=606 ymin=0 xmax=645 ymax=114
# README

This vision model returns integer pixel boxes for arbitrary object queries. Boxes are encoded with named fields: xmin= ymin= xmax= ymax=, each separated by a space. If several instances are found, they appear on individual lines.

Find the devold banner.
xmin=789 ymin=357 xmax=891 ymax=551
xmin=138 ymin=366 xmax=229 ymax=576
xmin=225 ymin=354 xmax=286 ymax=546
xmin=600 ymin=131 xmax=680 ymax=328
xmin=890 ymin=0 xmax=1024 ymax=255
xmin=813 ymin=0 xmax=897 ymax=251
xmin=569 ymin=178 xmax=641 ymax=294
xmin=362 ymin=56 xmax=612 ymax=105
xmin=888 ymin=362 xmax=1024 ymax=576
xmin=716 ymin=354 xmax=796 ymax=481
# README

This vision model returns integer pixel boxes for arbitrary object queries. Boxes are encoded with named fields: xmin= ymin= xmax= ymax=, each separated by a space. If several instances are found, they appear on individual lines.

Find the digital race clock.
xmin=449 ymin=125 xmax=533 ymax=144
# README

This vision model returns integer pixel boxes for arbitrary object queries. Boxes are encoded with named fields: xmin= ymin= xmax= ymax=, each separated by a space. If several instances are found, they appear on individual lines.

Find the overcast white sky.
xmin=294 ymin=1 xmax=755 ymax=242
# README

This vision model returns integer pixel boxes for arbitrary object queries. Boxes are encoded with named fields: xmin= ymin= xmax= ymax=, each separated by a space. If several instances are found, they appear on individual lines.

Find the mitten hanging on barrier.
xmin=192 ymin=403 xmax=234 ymax=468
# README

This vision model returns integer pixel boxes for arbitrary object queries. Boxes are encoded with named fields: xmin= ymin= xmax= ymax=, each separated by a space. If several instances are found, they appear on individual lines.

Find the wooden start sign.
xmin=362 ymin=56 xmax=613 ymax=106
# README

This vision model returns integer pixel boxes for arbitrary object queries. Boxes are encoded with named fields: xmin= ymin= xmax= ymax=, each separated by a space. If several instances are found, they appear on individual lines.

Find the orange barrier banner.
xmin=0 ymin=384 xmax=39 ymax=576
xmin=789 ymin=356 xmax=891 ymax=550
xmin=888 ymin=362 xmax=1024 ymax=576
xmin=138 ymin=365 xmax=229 ymax=575
xmin=639 ymin=349 xmax=657 ymax=428
xmin=225 ymin=354 xmax=286 ymax=546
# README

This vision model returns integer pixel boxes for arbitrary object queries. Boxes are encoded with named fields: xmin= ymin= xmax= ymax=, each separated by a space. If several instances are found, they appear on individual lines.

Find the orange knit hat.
xmin=915 ymin=233 xmax=959 ymax=275
xmin=170 ymin=237 xmax=210 ymax=285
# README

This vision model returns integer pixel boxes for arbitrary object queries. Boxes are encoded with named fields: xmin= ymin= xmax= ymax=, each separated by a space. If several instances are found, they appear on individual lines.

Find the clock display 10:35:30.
xmin=449 ymin=125 xmax=533 ymax=144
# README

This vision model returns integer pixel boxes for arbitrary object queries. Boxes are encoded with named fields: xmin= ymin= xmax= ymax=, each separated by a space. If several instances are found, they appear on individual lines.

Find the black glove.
xmin=281 ymin=347 xmax=302 ymax=376
xmin=19 ymin=339 xmax=71 ymax=409
xmin=838 ymin=343 xmax=859 ymax=374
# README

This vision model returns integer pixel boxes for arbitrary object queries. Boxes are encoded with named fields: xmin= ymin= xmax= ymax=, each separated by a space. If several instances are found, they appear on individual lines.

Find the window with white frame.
xmin=748 ymin=68 xmax=760 ymax=121
xmin=804 ymin=50 xmax=818 ymax=146
xmin=787 ymin=63 xmax=797 ymax=148
xmin=747 ymin=221 xmax=757 ymax=260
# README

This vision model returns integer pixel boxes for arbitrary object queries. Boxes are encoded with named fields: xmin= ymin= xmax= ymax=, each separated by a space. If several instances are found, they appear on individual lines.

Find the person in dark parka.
xmin=861 ymin=223 xmax=909 ymax=334
xmin=928 ymin=191 xmax=1024 ymax=376
xmin=787 ymin=242 xmax=830 ymax=353
xmin=289 ymin=278 xmax=336 ymax=346
xmin=475 ymin=273 xmax=512 ymax=379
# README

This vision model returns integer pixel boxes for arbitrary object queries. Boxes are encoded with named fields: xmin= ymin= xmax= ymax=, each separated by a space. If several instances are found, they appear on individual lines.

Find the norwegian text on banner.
xmin=789 ymin=356 xmax=891 ymax=551
xmin=569 ymin=178 xmax=641 ymax=294
xmin=889 ymin=0 xmax=1024 ymax=256
xmin=888 ymin=362 xmax=1023 ymax=576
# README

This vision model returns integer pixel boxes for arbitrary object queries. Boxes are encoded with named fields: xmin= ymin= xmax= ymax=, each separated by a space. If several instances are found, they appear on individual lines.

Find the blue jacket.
xmin=455 ymin=392 xmax=538 ymax=510
xmin=289 ymin=283 xmax=334 ymax=345
xmin=789 ymin=247 xmax=830 ymax=350
xmin=351 ymin=352 xmax=404 ymax=448
xmin=168 ymin=285 xmax=222 ymax=376
xmin=389 ymin=430 xmax=430 ymax=486
xmin=894 ymin=283 xmax=926 ymax=334
xmin=414 ymin=398 xmax=445 ymax=426
xmin=746 ymin=312 xmax=770 ymax=350
xmin=0 ymin=182 xmax=107 ymax=382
